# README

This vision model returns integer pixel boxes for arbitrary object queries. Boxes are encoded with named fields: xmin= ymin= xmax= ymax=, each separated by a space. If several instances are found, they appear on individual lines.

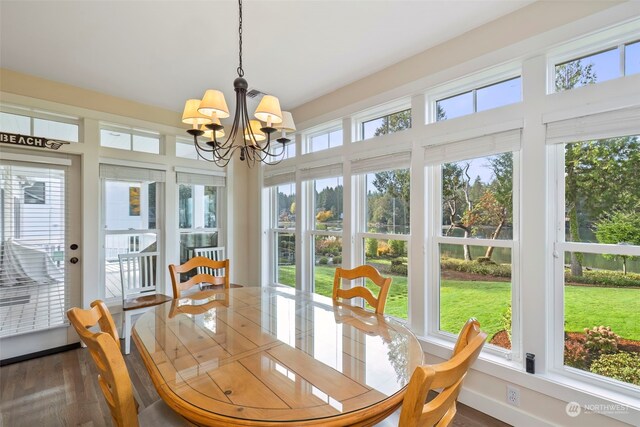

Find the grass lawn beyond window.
xmin=278 ymin=266 xmax=639 ymax=342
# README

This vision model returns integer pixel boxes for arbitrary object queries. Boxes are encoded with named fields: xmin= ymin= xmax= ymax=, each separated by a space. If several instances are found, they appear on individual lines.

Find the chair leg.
xmin=124 ymin=311 xmax=131 ymax=355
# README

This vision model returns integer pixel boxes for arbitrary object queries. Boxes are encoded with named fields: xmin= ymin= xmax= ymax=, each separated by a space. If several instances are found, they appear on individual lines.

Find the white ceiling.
xmin=0 ymin=0 xmax=534 ymax=114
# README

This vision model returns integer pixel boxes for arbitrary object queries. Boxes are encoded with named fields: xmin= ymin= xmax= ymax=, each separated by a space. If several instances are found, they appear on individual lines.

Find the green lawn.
xmin=277 ymin=265 xmax=640 ymax=341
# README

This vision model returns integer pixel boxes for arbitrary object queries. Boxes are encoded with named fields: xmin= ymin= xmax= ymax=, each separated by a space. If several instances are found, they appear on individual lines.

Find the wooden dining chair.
xmin=118 ymin=252 xmax=171 ymax=354
xmin=390 ymin=318 xmax=487 ymax=427
xmin=66 ymin=300 xmax=193 ymax=427
xmin=332 ymin=265 xmax=392 ymax=314
xmin=168 ymin=256 xmax=230 ymax=299
xmin=192 ymin=246 xmax=226 ymax=277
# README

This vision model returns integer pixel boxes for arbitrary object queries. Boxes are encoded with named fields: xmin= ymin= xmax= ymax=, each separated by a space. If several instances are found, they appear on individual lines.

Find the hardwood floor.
xmin=0 ymin=346 xmax=511 ymax=427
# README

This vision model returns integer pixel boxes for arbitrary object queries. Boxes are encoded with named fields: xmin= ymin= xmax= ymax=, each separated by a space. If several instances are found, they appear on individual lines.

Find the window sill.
xmin=417 ymin=335 xmax=640 ymax=425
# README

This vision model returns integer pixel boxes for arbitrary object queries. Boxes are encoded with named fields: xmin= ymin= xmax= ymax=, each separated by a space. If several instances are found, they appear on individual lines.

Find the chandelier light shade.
xmin=181 ymin=0 xmax=295 ymax=167
xmin=275 ymin=111 xmax=296 ymax=143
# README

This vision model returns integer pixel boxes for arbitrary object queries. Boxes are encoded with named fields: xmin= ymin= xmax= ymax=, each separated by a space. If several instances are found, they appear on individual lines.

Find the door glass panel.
xmin=0 ymin=163 xmax=68 ymax=337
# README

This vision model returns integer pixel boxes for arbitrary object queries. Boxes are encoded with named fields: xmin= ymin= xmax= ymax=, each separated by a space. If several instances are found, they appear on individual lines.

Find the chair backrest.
xmin=168 ymin=256 xmax=230 ymax=299
xmin=118 ymin=252 xmax=158 ymax=300
xmin=398 ymin=318 xmax=487 ymax=427
xmin=332 ymin=265 xmax=392 ymax=314
xmin=67 ymin=301 xmax=138 ymax=427
xmin=192 ymin=246 xmax=226 ymax=276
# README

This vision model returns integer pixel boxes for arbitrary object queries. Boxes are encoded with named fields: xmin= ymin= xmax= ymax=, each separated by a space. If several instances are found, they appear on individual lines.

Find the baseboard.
xmin=459 ymin=388 xmax=556 ymax=427
xmin=0 ymin=342 xmax=81 ymax=366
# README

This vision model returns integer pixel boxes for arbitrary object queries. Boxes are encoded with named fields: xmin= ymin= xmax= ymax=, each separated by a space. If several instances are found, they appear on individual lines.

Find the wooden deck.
xmin=0 ymin=281 xmax=66 ymax=337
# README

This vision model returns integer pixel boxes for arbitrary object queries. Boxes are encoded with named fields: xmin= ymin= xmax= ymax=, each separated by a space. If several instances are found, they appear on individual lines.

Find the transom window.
xmin=0 ymin=111 xmax=79 ymax=142
xmin=307 ymin=128 xmax=343 ymax=153
xmin=435 ymin=77 xmax=522 ymax=121
xmin=361 ymin=109 xmax=411 ymax=140
xmin=100 ymin=124 xmax=160 ymax=154
xmin=554 ymin=40 xmax=640 ymax=92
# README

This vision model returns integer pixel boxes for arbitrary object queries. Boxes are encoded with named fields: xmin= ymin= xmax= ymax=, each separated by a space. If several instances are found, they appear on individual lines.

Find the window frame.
xmin=269 ymin=182 xmax=297 ymax=286
xmin=549 ymin=139 xmax=640 ymax=396
xmin=0 ymin=106 xmax=80 ymax=142
xmin=100 ymin=123 xmax=162 ymax=154
xmin=426 ymin=142 xmax=521 ymax=362
xmin=303 ymin=122 xmax=343 ymax=154
xmin=546 ymin=18 xmax=640 ymax=94
xmin=354 ymin=169 xmax=411 ymax=320
xmin=426 ymin=63 xmax=521 ymax=124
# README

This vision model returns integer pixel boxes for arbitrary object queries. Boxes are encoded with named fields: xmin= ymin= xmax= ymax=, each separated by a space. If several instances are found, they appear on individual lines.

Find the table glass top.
xmin=133 ymin=286 xmax=424 ymax=424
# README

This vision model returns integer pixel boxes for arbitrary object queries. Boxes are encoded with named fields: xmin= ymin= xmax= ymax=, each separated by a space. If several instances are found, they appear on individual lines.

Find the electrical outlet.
xmin=506 ymin=385 xmax=520 ymax=406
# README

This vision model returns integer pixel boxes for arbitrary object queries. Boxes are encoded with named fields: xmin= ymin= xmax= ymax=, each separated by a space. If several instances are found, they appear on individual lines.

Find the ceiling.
xmin=0 ymin=0 xmax=534 ymax=115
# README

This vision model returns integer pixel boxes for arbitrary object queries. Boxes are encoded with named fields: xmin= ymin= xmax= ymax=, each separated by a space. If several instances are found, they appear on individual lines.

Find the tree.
xmin=557 ymin=59 xmax=597 ymax=276
xmin=483 ymin=153 xmax=513 ymax=259
xmin=442 ymin=162 xmax=474 ymax=260
xmin=594 ymin=210 xmax=640 ymax=274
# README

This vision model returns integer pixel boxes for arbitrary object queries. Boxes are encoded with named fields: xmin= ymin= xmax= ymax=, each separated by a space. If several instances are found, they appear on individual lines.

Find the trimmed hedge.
xmin=590 ymin=352 xmax=640 ymax=385
xmin=440 ymin=257 xmax=511 ymax=278
xmin=565 ymin=269 xmax=640 ymax=288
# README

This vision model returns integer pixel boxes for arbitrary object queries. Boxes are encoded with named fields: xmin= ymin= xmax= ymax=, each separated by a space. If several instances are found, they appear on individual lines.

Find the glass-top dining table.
xmin=132 ymin=286 xmax=424 ymax=426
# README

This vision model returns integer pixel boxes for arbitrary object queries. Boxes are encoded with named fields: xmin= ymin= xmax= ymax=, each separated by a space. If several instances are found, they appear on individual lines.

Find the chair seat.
xmin=138 ymin=399 xmax=195 ymax=427
xmin=123 ymin=293 xmax=172 ymax=311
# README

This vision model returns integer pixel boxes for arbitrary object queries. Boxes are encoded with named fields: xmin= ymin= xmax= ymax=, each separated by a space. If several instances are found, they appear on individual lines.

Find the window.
xmin=361 ymin=109 xmax=411 ymax=140
xmin=428 ymin=130 xmax=520 ymax=354
xmin=554 ymin=40 xmax=640 ymax=92
xmin=100 ymin=125 xmax=160 ymax=154
xmin=24 ymin=182 xmax=46 ymax=204
xmin=553 ymin=134 xmax=640 ymax=386
xmin=176 ymin=139 xmax=199 ymax=160
xmin=358 ymin=168 xmax=410 ymax=319
xmin=310 ymin=176 xmax=343 ymax=297
xmin=307 ymin=128 xmax=342 ymax=153
xmin=436 ymin=77 xmax=521 ymax=121
xmin=0 ymin=111 xmax=79 ymax=142
xmin=438 ymin=153 xmax=515 ymax=350
xmin=100 ymin=164 xmax=164 ymax=300
xmin=626 ymin=40 xmax=640 ymax=75
xmin=271 ymin=183 xmax=296 ymax=286
xmin=176 ymin=172 xmax=224 ymax=265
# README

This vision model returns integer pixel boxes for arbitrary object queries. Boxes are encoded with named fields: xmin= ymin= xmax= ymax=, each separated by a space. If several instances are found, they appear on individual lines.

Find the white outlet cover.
xmin=506 ymin=385 xmax=520 ymax=407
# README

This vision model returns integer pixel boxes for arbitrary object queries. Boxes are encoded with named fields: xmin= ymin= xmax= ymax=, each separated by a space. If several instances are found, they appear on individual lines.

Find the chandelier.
xmin=181 ymin=0 xmax=295 ymax=168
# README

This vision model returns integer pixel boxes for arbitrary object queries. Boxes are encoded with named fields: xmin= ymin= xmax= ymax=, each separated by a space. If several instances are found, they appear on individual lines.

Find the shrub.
xmin=391 ymin=258 xmax=403 ymax=267
xmin=440 ymin=257 xmax=511 ymax=278
xmin=366 ymin=239 xmax=378 ymax=258
xmin=332 ymin=256 xmax=342 ymax=265
xmin=590 ymin=352 xmax=640 ymax=385
xmin=390 ymin=263 xmax=408 ymax=276
xmin=316 ymin=223 xmax=328 ymax=231
xmin=584 ymin=326 xmax=619 ymax=356
xmin=316 ymin=210 xmax=334 ymax=222
xmin=318 ymin=257 xmax=329 ymax=265
xmin=476 ymin=257 xmax=496 ymax=265
xmin=389 ymin=240 xmax=406 ymax=257
xmin=565 ymin=269 xmax=640 ymax=288
xmin=564 ymin=340 xmax=589 ymax=369
xmin=377 ymin=241 xmax=390 ymax=256
xmin=501 ymin=304 xmax=512 ymax=342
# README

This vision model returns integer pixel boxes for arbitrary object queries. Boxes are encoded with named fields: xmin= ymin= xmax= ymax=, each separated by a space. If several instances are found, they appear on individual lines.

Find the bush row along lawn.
xmin=278 ymin=265 xmax=640 ymax=341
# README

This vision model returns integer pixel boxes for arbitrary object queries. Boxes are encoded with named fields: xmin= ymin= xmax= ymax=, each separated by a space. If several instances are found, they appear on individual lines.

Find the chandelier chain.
xmin=237 ymin=0 xmax=244 ymax=77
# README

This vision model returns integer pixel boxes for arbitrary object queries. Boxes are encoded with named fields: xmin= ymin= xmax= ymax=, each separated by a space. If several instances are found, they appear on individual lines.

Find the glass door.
xmin=0 ymin=154 xmax=81 ymax=360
